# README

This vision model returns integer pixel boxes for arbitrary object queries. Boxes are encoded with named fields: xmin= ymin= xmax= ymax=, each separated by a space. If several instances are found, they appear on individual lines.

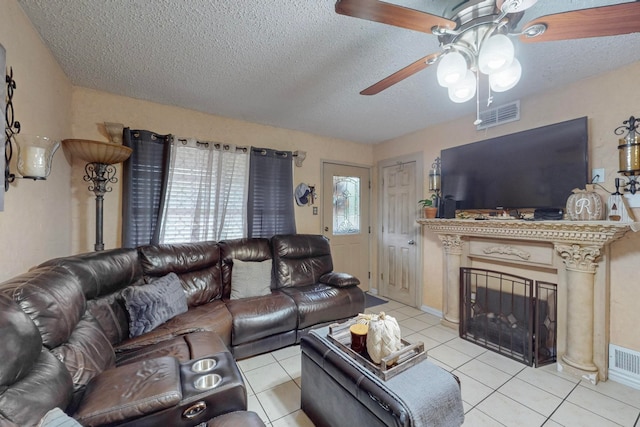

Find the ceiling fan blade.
xmin=360 ymin=52 xmax=440 ymax=95
xmin=520 ymin=2 xmax=640 ymax=43
xmin=335 ymin=0 xmax=456 ymax=35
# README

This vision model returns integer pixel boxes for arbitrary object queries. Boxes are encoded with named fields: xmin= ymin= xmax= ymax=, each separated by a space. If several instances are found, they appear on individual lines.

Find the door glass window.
xmin=333 ymin=176 xmax=360 ymax=235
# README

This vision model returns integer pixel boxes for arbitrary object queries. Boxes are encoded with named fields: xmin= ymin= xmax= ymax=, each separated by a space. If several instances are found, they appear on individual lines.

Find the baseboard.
xmin=367 ymin=288 xmax=378 ymax=295
xmin=420 ymin=305 xmax=442 ymax=318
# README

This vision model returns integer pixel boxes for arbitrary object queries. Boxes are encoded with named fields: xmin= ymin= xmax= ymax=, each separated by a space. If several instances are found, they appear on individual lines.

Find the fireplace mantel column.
xmin=555 ymin=243 xmax=601 ymax=383
xmin=439 ymin=234 xmax=463 ymax=328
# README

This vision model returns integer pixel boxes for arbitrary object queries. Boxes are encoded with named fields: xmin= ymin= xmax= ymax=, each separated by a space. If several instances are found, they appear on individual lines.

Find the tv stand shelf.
xmin=417 ymin=218 xmax=637 ymax=383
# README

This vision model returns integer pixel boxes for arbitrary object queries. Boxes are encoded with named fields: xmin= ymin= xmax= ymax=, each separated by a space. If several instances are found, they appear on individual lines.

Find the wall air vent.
xmin=609 ymin=344 xmax=640 ymax=390
xmin=476 ymin=100 xmax=520 ymax=130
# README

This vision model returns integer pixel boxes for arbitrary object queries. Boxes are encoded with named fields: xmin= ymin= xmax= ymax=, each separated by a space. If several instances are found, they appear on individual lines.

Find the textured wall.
xmin=69 ymin=87 xmax=374 ymax=254
xmin=0 ymin=0 xmax=73 ymax=281
xmin=374 ymin=60 xmax=640 ymax=352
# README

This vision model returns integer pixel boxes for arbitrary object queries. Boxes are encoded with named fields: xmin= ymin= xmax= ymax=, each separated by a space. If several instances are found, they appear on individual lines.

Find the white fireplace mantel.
xmin=417 ymin=218 xmax=635 ymax=383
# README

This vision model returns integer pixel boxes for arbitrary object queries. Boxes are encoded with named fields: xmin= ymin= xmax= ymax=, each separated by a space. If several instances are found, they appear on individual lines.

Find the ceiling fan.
xmin=335 ymin=0 xmax=640 ymax=120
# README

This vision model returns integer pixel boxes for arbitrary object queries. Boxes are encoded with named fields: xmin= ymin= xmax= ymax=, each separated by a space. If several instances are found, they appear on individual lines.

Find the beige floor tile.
xmin=428 ymin=356 xmax=455 ymax=372
xmin=477 ymin=392 xmax=547 ymax=427
xmin=475 ymin=350 xmax=526 ymax=376
xmin=429 ymin=344 xmax=475 ymax=369
xmin=462 ymin=408 xmax=506 ymax=426
xmin=270 ymin=410 xmax=314 ymax=427
xmin=420 ymin=325 xmax=458 ymax=343
xmin=451 ymin=371 xmax=494 ymax=406
xmin=381 ymin=299 xmax=405 ymax=310
xmin=516 ymin=366 xmax=578 ymax=398
xmin=382 ymin=309 xmax=410 ymax=321
xmin=404 ymin=332 xmax=441 ymax=350
xmin=567 ymin=385 xmax=640 ymax=426
xmin=244 ymin=361 xmax=291 ymax=394
xmin=270 ymin=345 xmax=301 ymax=361
xmin=580 ymin=379 xmax=640 ymax=410
xmin=399 ymin=317 xmax=431 ymax=333
xmin=280 ymin=354 xmax=301 ymax=380
xmin=445 ymin=337 xmax=488 ymax=358
xmin=395 ymin=305 xmax=425 ymax=317
xmin=457 ymin=359 xmax=512 ymax=389
xmin=238 ymin=353 xmax=277 ymax=372
xmin=498 ymin=377 xmax=562 ymax=417
xmin=256 ymin=380 xmax=302 ymax=422
xmin=413 ymin=312 xmax=441 ymax=325
xmin=550 ymin=401 xmax=622 ymax=427
xmin=247 ymin=394 xmax=269 ymax=424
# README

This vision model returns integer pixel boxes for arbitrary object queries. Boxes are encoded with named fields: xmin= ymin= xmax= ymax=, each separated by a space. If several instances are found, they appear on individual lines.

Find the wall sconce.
xmin=293 ymin=150 xmax=306 ymax=167
xmin=615 ymin=115 xmax=640 ymax=194
xmin=62 ymin=138 xmax=132 ymax=251
xmin=4 ymin=67 xmax=59 ymax=191
xmin=429 ymin=157 xmax=442 ymax=217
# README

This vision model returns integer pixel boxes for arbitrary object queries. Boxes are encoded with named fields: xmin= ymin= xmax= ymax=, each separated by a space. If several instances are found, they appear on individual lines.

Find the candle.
xmin=21 ymin=146 xmax=47 ymax=177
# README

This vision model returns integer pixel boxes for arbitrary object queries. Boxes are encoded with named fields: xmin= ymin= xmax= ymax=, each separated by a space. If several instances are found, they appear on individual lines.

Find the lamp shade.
xmin=478 ymin=34 xmax=514 ymax=75
xmin=63 ymin=139 xmax=132 ymax=165
xmin=15 ymin=135 xmax=60 ymax=179
xmin=437 ymin=51 xmax=468 ymax=88
xmin=448 ymin=71 xmax=476 ymax=103
xmin=489 ymin=58 xmax=522 ymax=92
xmin=618 ymin=133 xmax=640 ymax=175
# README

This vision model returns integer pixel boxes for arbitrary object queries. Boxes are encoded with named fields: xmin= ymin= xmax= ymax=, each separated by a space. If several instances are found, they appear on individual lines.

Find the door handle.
xmin=408 ymin=240 xmax=415 ymax=245
xmin=324 ymin=226 xmax=329 ymax=232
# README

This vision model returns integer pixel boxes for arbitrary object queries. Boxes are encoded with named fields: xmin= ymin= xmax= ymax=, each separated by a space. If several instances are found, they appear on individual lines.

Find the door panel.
xmin=322 ymin=163 xmax=370 ymax=289
xmin=381 ymin=162 xmax=417 ymax=305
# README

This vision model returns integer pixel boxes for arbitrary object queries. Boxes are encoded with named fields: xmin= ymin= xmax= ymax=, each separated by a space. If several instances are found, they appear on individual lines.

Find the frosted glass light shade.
xmin=448 ymin=71 xmax=476 ymax=103
xmin=15 ymin=135 xmax=60 ymax=179
xmin=437 ymin=51 xmax=467 ymax=88
xmin=478 ymin=34 xmax=514 ymax=75
xmin=489 ymin=58 xmax=522 ymax=92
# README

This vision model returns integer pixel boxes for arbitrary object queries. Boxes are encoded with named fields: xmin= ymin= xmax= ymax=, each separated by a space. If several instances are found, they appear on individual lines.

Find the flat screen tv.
xmin=441 ymin=117 xmax=589 ymax=211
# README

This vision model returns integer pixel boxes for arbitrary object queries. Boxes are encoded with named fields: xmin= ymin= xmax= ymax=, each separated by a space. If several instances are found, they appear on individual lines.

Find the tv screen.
xmin=441 ymin=117 xmax=589 ymax=211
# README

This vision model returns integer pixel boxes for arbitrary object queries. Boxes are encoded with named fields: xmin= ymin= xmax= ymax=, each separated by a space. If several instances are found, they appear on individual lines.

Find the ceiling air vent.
xmin=476 ymin=100 xmax=520 ymax=130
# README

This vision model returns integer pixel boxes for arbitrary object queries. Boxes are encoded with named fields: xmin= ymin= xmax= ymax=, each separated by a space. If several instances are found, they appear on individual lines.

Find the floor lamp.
xmin=62 ymin=139 xmax=132 ymax=251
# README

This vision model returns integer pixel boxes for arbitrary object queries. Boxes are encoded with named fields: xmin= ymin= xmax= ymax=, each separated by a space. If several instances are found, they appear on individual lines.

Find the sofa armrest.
xmin=319 ymin=272 xmax=360 ymax=288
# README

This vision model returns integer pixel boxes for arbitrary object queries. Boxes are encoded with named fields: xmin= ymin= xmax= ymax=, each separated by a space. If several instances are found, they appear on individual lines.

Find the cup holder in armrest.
xmin=194 ymin=373 xmax=222 ymax=391
xmin=191 ymin=358 xmax=217 ymax=373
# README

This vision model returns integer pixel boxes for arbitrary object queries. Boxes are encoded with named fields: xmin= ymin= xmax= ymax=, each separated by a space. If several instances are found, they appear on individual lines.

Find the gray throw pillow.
xmin=121 ymin=272 xmax=188 ymax=338
xmin=230 ymin=259 xmax=272 ymax=300
xmin=37 ymin=408 xmax=83 ymax=427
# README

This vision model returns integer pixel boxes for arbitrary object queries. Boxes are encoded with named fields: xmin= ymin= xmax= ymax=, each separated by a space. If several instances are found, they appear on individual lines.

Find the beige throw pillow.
xmin=230 ymin=259 xmax=272 ymax=300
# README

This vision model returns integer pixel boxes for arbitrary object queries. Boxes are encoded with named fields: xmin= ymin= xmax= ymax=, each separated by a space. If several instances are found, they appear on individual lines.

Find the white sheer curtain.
xmin=158 ymin=138 xmax=249 ymax=243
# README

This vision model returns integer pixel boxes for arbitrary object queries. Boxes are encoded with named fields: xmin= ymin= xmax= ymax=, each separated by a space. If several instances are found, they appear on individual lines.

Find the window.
xmin=158 ymin=139 xmax=248 ymax=243
xmin=333 ymin=175 xmax=360 ymax=235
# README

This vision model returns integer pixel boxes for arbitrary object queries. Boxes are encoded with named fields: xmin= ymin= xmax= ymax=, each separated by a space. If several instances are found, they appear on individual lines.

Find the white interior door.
xmin=322 ymin=162 xmax=370 ymax=290
xmin=380 ymin=161 xmax=419 ymax=306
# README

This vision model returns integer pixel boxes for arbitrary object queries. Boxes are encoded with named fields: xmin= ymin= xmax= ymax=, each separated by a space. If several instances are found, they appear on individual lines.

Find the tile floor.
xmin=237 ymin=297 xmax=640 ymax=426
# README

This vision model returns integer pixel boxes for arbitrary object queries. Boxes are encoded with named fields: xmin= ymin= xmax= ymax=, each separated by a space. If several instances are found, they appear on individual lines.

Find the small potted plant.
xmin=419 ymin=195 xmax=438 ymax=218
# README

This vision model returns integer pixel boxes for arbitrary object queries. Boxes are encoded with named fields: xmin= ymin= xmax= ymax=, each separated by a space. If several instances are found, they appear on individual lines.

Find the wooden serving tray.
xmin=327 ymin=318 xmax=427 ymax=381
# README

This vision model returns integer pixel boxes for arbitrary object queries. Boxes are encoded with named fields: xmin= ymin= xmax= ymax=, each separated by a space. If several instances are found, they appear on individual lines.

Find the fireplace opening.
xmin=460 ymin=268 xmax=557 ymax=367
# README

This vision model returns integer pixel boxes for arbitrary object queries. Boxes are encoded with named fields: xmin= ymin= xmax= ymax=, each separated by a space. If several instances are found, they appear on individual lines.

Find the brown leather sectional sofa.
xmin=0 ymin=234 xmax=364 ymax=426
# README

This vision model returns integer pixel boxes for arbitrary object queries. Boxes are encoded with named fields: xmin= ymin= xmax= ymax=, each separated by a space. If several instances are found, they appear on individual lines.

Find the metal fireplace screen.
xmin=460 ymin=268 xmax=557 ymax=367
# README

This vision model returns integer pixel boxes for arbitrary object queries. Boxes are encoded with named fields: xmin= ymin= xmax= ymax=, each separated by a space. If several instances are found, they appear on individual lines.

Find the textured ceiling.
xmin=15 ymin=0 xmax=640 ymax=144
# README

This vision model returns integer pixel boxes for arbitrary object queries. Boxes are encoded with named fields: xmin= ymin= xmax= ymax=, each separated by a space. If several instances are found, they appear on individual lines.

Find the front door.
xmin=322 ymin=162 xmax=370 ymax=290
xmin=380 ymin=160 xmax=419 ymax=306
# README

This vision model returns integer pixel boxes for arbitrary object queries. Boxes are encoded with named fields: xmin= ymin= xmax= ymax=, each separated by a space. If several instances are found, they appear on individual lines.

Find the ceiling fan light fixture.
xmin=489 ymin=58 xmax=522 ymax=92
xmin=448 ymin=71 xmax=476 ymax=103
xmin=436 ymin=51 xmax=468 ymax=87
xmin=478 ymin=34 xmax=514 ymax=75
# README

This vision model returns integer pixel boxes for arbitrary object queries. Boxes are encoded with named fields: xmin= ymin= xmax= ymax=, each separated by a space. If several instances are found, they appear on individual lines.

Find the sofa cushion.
xmin=52 ymin=313 xmax=116 ymax=396
xmin=220 ymin=238 xmax=272 ymax=299
xmin=225 ymin=291 xmax=297 ymax=345
xmin=138 ymin=241 xmax=222 ymax=307
xmin=230 ymin=259 xmax=272 ymax=300
xmin=86 ymin=290 xmax=130 ymax=345
xmin=280 ymin=283 xmax=365 ymax=329
xmin=122 ymin=273 xmax=188 ymax=338
xmin=0 ymin=349 xmax=73 ymax=427
xmin=271 ymin=234 xmax=333 ymax=288
xmin=2 ymin=266 xmax=86 ymax=349
xmin=37 ymin=408 xmax=82 ymax=427
xmin=115 ymin=300 xmax=233 ymax=353
xmin=73 ymin=357 xmax=182 ymax=426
